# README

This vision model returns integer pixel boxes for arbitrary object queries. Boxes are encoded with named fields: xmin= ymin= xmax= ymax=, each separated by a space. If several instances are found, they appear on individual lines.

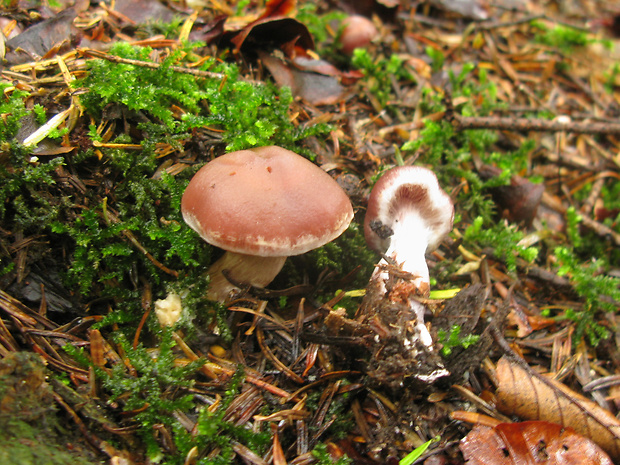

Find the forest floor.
xmin=2 ymin=0 xmax=620 ymax=464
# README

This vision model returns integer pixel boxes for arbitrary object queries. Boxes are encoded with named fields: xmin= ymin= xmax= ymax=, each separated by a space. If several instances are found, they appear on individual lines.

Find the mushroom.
xmin=339 ymin=15 xmax=379 ymax=55
xmin=363 ymin=166 xmax=453 ymax=347
xmin=364 ymin=166 xmax=454 ymax=297
xmin=181 ymin=146 xmax=354 ymax=301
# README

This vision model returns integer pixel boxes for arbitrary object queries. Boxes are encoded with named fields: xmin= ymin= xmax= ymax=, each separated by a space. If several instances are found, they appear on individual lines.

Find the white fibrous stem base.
xmin=206 ymin=252 xmax=287 ymax=302
xmin=372 ymin=212 xmax=433 ymax=347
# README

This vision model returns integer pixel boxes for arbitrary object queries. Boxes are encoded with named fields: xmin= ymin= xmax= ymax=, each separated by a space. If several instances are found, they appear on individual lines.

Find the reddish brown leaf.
xmin=258 ymin=0 xmax=297 ymax=20
xmin=495 ymin=356 xmax=620 ymax=462
xmin=189 ymin=15 xmax=228 ymax=45
xmin=460 ymin=420 xmax=613 ymax=464
xmin=260 ymin=52 xmax=349 ymax=105
xmin=339 ymin=0 xmax=399 ymax=18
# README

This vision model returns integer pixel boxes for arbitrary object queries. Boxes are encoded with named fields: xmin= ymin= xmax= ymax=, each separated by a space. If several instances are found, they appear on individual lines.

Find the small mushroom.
xmin=182 ymin=146 xmax=354 ymax=301
xmin=363 ymin=166 xmax=453 ymax=347
xmin=339 ymin=15 xmax=378 ymax=55
xmin=364 ymin=166 xmax=454 ymax=297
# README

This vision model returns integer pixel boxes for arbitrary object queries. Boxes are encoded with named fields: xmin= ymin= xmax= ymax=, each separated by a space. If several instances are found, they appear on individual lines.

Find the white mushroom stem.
xmin=372 ymin=211 xmax=432 ymax=293
xmin=206 ymin=252 xmax=287 ymax=302
xmin=372 ymin=211 xmax=434 ymax=347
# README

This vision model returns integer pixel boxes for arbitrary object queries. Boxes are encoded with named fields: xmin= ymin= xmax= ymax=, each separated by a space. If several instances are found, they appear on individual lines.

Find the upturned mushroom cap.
xmin=182 ymin=146 xmax=354 ymax=257
xmin=364 ymin=166 xmax=454 ymax=256
xmin=363 ymin=165 xmax=453 ymax=343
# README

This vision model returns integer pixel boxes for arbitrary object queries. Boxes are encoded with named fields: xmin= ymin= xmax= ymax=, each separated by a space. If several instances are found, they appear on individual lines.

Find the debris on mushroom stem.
xmin=365 ymin=166 xmax=454 ymax=295
xmin=355 ymin=268 xmax=450 ymax=388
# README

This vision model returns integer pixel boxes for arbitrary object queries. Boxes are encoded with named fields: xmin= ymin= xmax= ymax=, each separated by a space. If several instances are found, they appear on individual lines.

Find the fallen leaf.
xmin=6 ymin=8 xmax=78 ymax=65
xmin=113 ymin=0 xmax=177 ymax=25
xmin=260 ymin=52 xmax=349 ymax=105
xmin=460 ymin=420 xmax=614 ymax=464
xmin=495 ymin=356 xmax=620 ymax=461
xmin=258 ymin=0 xmax=297 ymax=20
xmin=339 ymin=0 xmax=399 ymax=19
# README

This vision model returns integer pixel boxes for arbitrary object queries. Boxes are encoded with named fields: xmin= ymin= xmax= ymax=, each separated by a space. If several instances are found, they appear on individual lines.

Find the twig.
xmin=450 ymin=113 xmax=620 ymax=136
xmin=443 ymin=93 xmax=620 ymax=136
xmin=78 ymin=48 xmax=226 ymax=80
xmin=101 ymin=199 xmax=179 ymax=278
xmin=476 ymin=14 xmax=545 ymax=30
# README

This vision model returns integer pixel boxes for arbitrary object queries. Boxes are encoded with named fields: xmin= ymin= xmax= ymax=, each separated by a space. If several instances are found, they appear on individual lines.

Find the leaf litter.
xmin=1 ymin=0 xmax=620 ymax=463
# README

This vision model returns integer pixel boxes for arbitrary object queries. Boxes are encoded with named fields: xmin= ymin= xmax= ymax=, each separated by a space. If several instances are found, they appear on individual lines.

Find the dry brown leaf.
xmin=460 ymin=420 xmax=613 ymax=465
xmin=260 ymin=52 xmax=349 ymax=105
xmin=5 ymin=8 xmax=78 ymax=65
xmin=495 ymin=356 xmax=620 ymax=462
xmin=113 ymin=0 xmax=176 ymax=25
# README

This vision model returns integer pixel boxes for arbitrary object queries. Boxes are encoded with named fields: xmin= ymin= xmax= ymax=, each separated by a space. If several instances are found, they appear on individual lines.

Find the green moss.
xmin=0 ymin=86 xmax=70 ymax=232
xmin=307 ymin=222 xmax=377 ymax=288
xmin=531 ymin=21 xmax=610 ymax=53
xmin=437 ymin=325 xmax=481 ymax=358
xmin=0 ymin=353 xmax=97 ymax=465
xmin=312 ymin=442 xmax=352 ymax=465
xmin=297 ymin=3 xmax=347 ymax=46
xmin=78 ymin=42 xmax=329 ymax=153
xmin=65 ymin=328 xmax=270 ymax=464
xmin=0 ymin=84 xmax=30 ymax=140
xmin=552 ymin=244 xmax=620 ymax=346
xmin=352 ymin=48 xmax=414 ymax=109
xmin=464 ymin=216 xmax=538 ymax=273
xmin=0 ymin=422 xmax=97 ymax=465
xmin=426 ymin=46 xmax=445 ymax=72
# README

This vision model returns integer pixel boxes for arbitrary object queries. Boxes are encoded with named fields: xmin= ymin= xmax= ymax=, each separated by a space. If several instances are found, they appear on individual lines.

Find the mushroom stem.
xmin=372 ymin=212 xmax=433 ymax=347
xmin=373 ymin=212 xmax=432 ymax=296
xmin=206 ymin=252 xmax=287 ymax=302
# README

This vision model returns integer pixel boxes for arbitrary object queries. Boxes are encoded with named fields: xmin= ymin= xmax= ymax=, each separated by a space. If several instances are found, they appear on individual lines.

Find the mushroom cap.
xmin=364 ymin=166 xmax=454 ymax=253
xmin=340 ymin=15 xmax=378 ymax=55
xmin=182 ymin=146 xmax=354 ymax=257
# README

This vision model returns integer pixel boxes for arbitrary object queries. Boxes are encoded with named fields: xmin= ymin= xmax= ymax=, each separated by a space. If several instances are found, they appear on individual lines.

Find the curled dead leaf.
xmin=230 ymin=16 xmax=314 ymax=53
xmin=495 ymin=356 xmax=620 ymax=462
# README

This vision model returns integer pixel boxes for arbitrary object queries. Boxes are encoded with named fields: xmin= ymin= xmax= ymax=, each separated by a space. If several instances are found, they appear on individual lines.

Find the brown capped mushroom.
xmin=182 ymin=146 xmax=354 ymax=301
xmin=339 ymin=15 xmax=379 ymax=55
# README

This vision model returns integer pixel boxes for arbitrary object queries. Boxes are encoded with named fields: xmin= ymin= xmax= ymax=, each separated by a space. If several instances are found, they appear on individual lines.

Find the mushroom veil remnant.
xmin=364 ymin=166 xmax=454 ymax=296
xmin=182 ymin=146 xmax=354 ymax=302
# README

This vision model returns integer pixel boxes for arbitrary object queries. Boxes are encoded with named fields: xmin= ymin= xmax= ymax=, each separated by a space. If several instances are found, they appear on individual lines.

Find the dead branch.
xmin=450 ymin=113 xmax=620 ymax=136
xmin=78 ymin=48 xmax=226 ymax=80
